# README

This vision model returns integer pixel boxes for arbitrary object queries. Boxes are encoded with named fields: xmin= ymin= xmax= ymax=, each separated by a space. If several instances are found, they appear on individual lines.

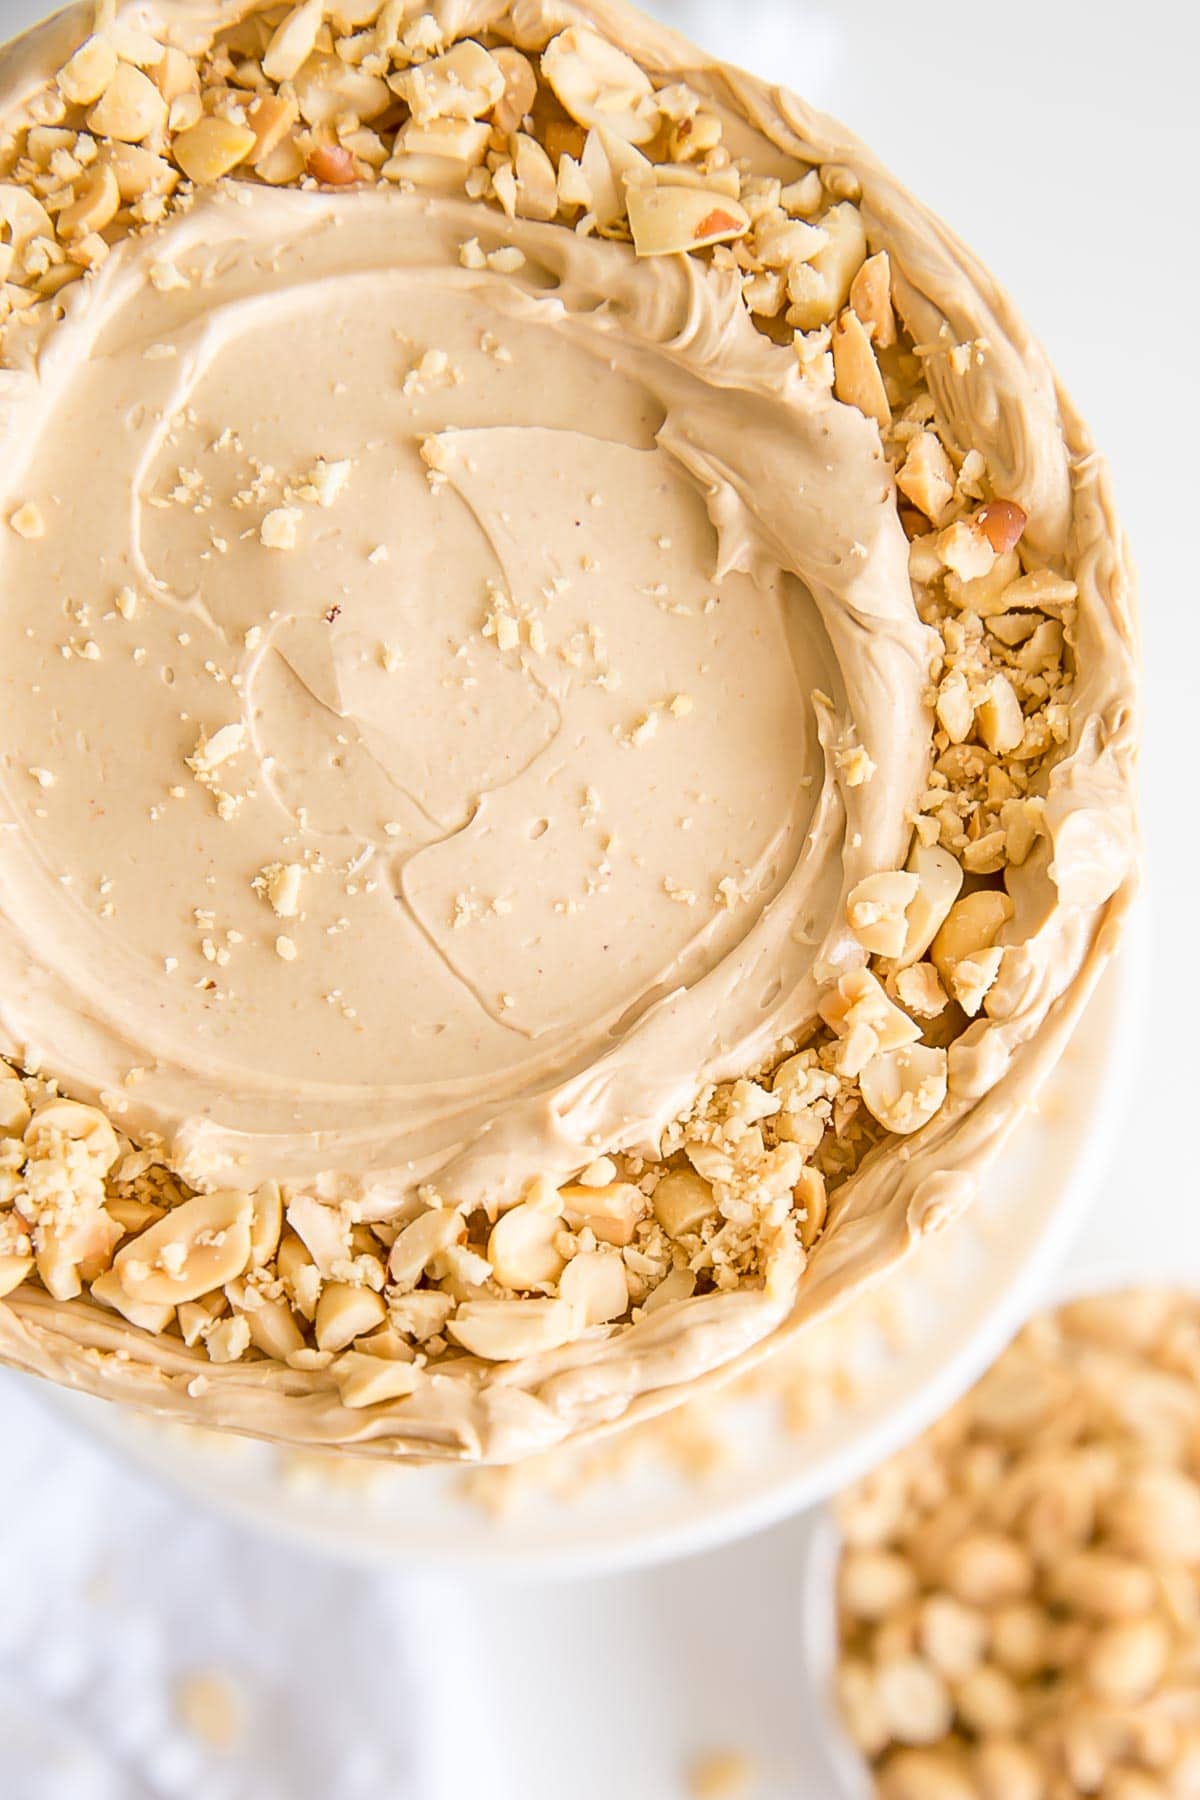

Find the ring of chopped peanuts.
xmin=835 ymin=1291 xmax=1200 ymax=1800
xmin=0 ymin=0 xmax=1084 ymax=1399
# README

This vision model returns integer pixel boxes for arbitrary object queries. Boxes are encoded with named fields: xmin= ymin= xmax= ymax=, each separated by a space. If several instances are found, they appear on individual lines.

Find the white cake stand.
xmin=47 ymin=935 xmax=1143 ymax=1578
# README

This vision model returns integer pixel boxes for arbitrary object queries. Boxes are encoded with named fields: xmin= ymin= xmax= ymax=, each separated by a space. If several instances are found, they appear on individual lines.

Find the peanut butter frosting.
xmin=0 ymin=0 xmax=1138 ymax=1461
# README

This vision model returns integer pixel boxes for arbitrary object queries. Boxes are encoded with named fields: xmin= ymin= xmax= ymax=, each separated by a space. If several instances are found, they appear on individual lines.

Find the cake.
xmin=0 ymin=0 xmax=1138 ymax=1460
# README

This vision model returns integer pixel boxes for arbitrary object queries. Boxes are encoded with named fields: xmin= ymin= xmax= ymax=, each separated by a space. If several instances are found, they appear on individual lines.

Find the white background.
xmin=0 ymin=1 xmax=1197 ymax=1795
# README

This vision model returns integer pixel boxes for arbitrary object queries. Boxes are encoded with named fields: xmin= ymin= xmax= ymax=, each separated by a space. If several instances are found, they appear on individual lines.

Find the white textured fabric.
xmin=0 ymin=1376 xmax=444 ymax=1800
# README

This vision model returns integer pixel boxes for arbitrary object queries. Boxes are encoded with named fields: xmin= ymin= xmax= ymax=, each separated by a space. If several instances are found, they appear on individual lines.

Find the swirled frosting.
xmin=0 ymin=180 xmax=927 ymax=1202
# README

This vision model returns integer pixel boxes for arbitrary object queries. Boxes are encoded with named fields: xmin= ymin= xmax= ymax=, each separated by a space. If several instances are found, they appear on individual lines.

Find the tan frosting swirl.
xmin=0 ymin=0 xmax=1139 ymax=1462
xmin=0 ymin=181 xmax=928 ymax=1203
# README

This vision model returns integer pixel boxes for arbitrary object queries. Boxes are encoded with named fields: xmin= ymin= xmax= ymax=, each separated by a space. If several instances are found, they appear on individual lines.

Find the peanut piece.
xmin=976 ymin=672 xmax=1025 ymax=756
xmin=918 ymin=1595 xmax=988 ymax=1680
xmin=488 ymin=1200 xmax=565 ymax=1291
xmin=172 ymin=117 xmax=257 ymax=184
xmin=90 ymin=1266 xmax=175 ymax=1334
xmin=953 ymin=1663 xmax=1023 ymax=1737
xmin=847 ymin=870 xmax=920 ymax=959
xmin=276 ymin=1229 xmax=320 ymax=1321
xmin=899 ymin=842 xmax=964 ymax=972
xmin=491 ymin=47 xmax=537 ymax=136
xmin=261 ymin=0 xmax=323 ymax=84
xmin=25 ymin=1098 xmax=119 ymax=1173
xmin=832 ymin=307 xmax=890 ymax=429
xmin=1000 ymin=568 xmax=1078 ymax=609
xmin=0 ymin=1253 xmax=34 ymax=1298
xmin=100 ymin=141 xmax=179 ymax=201
xmin=972 ymin=1740 xmax=1045 ymax=1800
xmin=837 ymin=1659 xmax=889 ymax=1758
xmin=559 ymin=1180 xmax=646 ymax=1247
xmin=626 ymin=184 xmax=748 ymax=256
xmin=511 ymin=131 xmax=557 ymax=220
xmin=246 ymin=92 xmax=299 ymax=167
xmin=87 ymin=64 xmax=168 ymax=144
xmin=397 ymin=119 xmax=490 ymax=165
xmin=652 ymin=1169 xmax=716 ymax=1238
xmin=305 ymin=144 xmax=359 ymax=185
xmin=201 ymin=1314 xmax=248 ymax=1362
xmin=387 ymin=1206 xmax=464 ymax=1288
xmin=57 ymin=163 xmax=120 ymax=239
xmin=859 ymin=1043 xmax=948 ymax=1136
xmin=314 ymin=1280 xmax=386 ymax=1352
xmin=0 ymin=1067 xmax=31 ymax=1136
xmin=849 ymin=250 xmax=895 ymax=346
xmin=332 ymin=1349 xmax=420 ymax=1407
xmin=938 ymin=518 xmax=995 ymax=582
xmin=945 ymin=548 xmax=1022 ymax=617
xmin=1107 ymin=1469 xmax=1200 ymax=1562
xmin=874 ymin=1656 xmax=953 ymax=1745
xmin=292 ymin=56 xmax=390 ymax=127
xmin=248 ymin=1181 xmax=283 ymax=1267
xmin=1051 ymin=1550 xmax=1157 ymax=1620
xmin=112 ymin=1189 xmax=253 ymax=1305
xmin=58 ymin=36 xmax=119 ymax=107
xmin=785 ymin=201 xmax=867 ymax=330
xmin=942 ymin=1532 xmax=1034 ymax=1606
xmin=239 ymin=1292 xmax=304 ymax=1360
xmin=35 ymin=1201 xmax=123 ymax=1300
xmin=106 ymin=23 xmax=166 ymax=70
xmin=391 ymin=40 xmax=504 ymax=124
xmin=976 ymin=499 xmax=1027 ymax=554
xmin=819 ymin=967 xmax=921 ymax=1079
xmin=878 ymin=1750 xmax=975 ymax=1800
xmin=389 ymin=1290 xmax=453 ymax=1343
xmin=668 ymin=111 xmax=722 ymax=162
xmin=154 ymin=47 xmax=199 ymax=105
xmin=840 ymin=1549 xmax=918 ymax=1619
xmin=935 ymin=669 xmax=975 ymax=745
xmin=559 ymin=1249 xmax=628 ymax=1325
xmin=540 ymin=27 xmax=658 ymax=145
xmin=447 ymin=1297 xmax=578 ymax=1360
xmin=897 ymin=432 xmax=956 ymax=527
xmin=796 ymin=1165 xmax=827 ymax=1249
xmin=1084 ymin=1616 xmax=1170 ymax=1705
xmin=931 ymin=890 xmax=1013 ymax=994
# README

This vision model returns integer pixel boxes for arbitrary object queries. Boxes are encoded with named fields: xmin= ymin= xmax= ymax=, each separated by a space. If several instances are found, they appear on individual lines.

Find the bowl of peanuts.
xmin=820 ymin=1282 xmax=1200 ymax=1800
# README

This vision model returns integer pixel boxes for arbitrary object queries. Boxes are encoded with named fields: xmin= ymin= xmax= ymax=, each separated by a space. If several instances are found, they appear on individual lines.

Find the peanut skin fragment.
xmin=976 ymin=499 xmax=1027 ymax=554
xmin=306 ymin=144 xmax=360 ymax=185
